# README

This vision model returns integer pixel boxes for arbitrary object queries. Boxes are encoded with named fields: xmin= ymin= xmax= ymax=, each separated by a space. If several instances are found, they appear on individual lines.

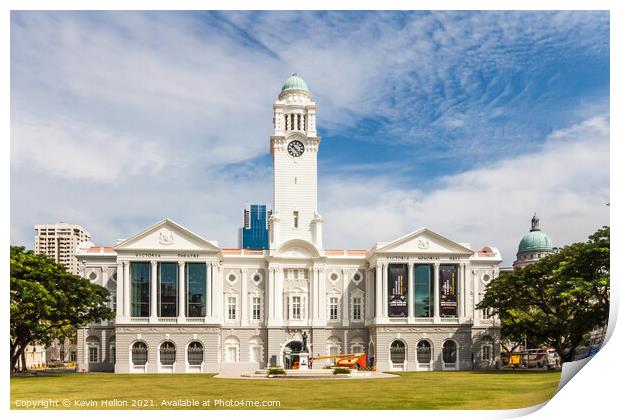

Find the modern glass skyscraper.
xmin=241 ymin=204 xmax=269 ymax=249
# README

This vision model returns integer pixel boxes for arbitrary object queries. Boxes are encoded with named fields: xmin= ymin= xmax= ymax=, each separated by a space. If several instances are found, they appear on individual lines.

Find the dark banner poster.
xmin=439 ymin=265 xmax=458 ymax=317
xmin=388 ymin=264 xmax=408 ymax=317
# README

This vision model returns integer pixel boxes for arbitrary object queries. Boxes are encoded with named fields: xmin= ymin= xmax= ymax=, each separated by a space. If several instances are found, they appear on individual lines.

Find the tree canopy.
xmin=477 ymin=226 xmax=609 ymax=362
xmin=10 ymin=246 xmax=114 ymax=371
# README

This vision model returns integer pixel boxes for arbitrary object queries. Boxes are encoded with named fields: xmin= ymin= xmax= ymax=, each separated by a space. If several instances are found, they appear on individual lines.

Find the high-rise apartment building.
xmin=34 ymin=223 xmax=91 ymax=275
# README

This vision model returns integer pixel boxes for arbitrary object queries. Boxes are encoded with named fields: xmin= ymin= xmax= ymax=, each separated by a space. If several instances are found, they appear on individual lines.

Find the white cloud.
xmin=11 ymin=114 xmax=166 ymax=182
xmin=320 ymin=114 xmax=610 ymax=264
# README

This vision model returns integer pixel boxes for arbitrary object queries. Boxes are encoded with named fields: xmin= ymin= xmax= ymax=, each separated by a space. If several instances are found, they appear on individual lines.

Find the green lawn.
xmin=11 ymin=370 xmax=561 ymax=410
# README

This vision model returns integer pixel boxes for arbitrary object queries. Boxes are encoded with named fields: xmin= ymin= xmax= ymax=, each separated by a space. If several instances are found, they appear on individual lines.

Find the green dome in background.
xmin=518 ymin=214 xmax=553 ymax=253
xmin=281 ymin=73 xmax=309 ymax=93
xmin=518 ymin=230 xmax=553 ymax=253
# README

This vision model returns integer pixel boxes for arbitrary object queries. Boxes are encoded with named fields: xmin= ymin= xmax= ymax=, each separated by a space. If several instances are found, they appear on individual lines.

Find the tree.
xmin=10 ymin=246 xmax=114 ymax=372
xmin=477 ymin=226 xmax=609 ymax=363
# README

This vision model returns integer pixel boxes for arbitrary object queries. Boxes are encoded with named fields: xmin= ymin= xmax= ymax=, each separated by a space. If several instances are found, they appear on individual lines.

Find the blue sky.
xmin=10 ymin=11 xmax=610 ymax=264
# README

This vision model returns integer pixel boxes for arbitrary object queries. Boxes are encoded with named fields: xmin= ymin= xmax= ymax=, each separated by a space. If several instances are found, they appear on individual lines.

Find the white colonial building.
xmin=75 ymin=74 xmax=502 ymax=374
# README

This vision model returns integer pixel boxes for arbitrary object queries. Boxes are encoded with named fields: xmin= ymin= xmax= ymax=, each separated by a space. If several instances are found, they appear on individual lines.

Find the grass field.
xmin=11 ymin=370 xmax=561 ymax=410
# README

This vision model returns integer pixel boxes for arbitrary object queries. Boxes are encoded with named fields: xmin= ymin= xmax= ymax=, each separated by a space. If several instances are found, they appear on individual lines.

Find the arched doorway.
xmin=282 ymin=341 xmax=303 ymax=369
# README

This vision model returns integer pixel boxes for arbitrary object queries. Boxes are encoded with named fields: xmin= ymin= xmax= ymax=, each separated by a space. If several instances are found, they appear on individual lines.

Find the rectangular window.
xmin=88 ymin=346 xmax=98 ymax=363
xmin=414 ymin=264 xmax=433 ymax=317
xmin=187 ymin=263 xmax=206 ymax=317
xmin=131 ymin=262 xmax=150 ymax=317
xmin=481 ymin=305 xmax=491 ymax=320
xmin=329 ymin=297 xmax=339 ymax=320
xmin=293 ymin=211 xmax=299 ymax=228
xmin=388 ymin=264 xmax=408 ymax=317
xmin=227 ymin=296 xmax=237 ymax=320
xmin=252 ymin=296 xmax=261 ymax=320
xmin=439 ymin=264 xmax=458 ymax=317
xmin=482 ymin=346 xmax=491 ymax=361
xmin=292 ymin=296 xmax=301 ymax=320
xmin=352 ymin=297 xmax=362 ymax=320
xmin=159 ymin=262 xmax=178 ymax=317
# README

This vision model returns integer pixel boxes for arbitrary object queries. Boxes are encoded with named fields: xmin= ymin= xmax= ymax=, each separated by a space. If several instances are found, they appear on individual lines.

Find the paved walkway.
xmin=215 ymin=371 xmax=399 ymax=380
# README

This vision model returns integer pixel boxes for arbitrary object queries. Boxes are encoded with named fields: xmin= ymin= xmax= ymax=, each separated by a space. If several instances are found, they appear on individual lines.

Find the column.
xmin=318 ymin=268 xmax=326 ymax=324
xmin=241 ymin=268 xmax=248 ymax=324
xmin=433 ymin=262 xmax=440 ymax=321
xmin=123 ymin=262 xmax=130 ymax=318
xmin=382 ymin=263 xmax=389 ymax=318
xmin=206 ymin=262 xmax=213 ymax=318
xmin=365 ymin=268 xmax=371 ymax=321
xmin=116 ymin=261 xmax=125 ymax=320
xmin=473 ymin=270 xmax=480 ymax=325
xmin=311 ymin=268 xmax=319 ymax=323
xmin=178 ymin=261 xmax=186 ymax=320
xmin=275 ymin=268 xmax=283 ymax=322
xmin=150 ymin=261 xmax=158 ymax=320
xmin=374 ymin=265 xmax=381 ymax=321
xmin=101 ymin=268 xmax=109 ymax=326
xmin=458 ymin=264 xmax=465 ymax=320
xmin=213 ymin=263 xmax=221 ymax=322
xmin=267 ymin=267 xmax=274 ymax=320
xmin=407 ymin=262 xmax=414 ymax=321
xmin=342 ymin=269 xmax=349 ymax=326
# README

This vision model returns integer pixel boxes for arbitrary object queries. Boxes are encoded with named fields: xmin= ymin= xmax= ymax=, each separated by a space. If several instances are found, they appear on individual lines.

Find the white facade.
xmin=34 ymin=223 xmax=91 ymax=275
xmin=76 ymin=75 xmax=502 ymax=374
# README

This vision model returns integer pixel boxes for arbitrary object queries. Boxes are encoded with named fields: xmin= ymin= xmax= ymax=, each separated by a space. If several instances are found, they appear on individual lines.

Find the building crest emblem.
xmin=417 ymin=239 xmax=430 ymax=249
xmin=159 ymin=229 xmax=175 ymax=245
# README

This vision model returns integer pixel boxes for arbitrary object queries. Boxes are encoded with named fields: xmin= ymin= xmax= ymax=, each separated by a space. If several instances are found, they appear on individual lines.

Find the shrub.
xmin=333 ymin=367 xmax=351 ymax=375
xmin=268 ymin=367 xmax=286 ymax=376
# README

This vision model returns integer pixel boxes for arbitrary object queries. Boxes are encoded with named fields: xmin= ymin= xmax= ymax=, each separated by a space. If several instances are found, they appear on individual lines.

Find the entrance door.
xmin=282 ymin=341 xmax=303 ymax=369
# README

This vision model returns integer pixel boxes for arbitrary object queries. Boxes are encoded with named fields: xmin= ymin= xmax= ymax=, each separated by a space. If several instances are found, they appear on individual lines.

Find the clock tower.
xmin=269 ymin=74 xmax=323 ymax=250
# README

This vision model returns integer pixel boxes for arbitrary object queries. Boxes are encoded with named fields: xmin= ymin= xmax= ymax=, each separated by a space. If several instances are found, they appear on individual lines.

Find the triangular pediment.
xmin=375 ymin=228 xmax=473 ymax=255
xmin=114 ymin=219 xmax=220 ymax=252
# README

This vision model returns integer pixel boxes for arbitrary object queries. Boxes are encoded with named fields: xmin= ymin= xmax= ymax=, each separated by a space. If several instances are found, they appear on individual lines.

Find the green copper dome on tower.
xmin=518 ymin=214 xmax=553 ymax=253
xmin=281 ymin=73 xmax=309 ymax=93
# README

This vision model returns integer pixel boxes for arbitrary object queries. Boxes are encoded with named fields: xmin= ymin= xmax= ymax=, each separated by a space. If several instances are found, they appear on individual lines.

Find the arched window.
xmin=390 ymin=340 xmax=406 ymax=363
xmin=442 ymin=340 xmax=457 ymax=364
xmin=416 ymin=340 xmax=432 ymax=364
xmin=86 ymin=336 xmax=100 ymax=363
xmin=187 ymin=341 xmax=204 ymax=366
xmin=160 ymin=341 xmax=176 ymax=366
xmin=132 ymin=342 xmax=148 ymax=366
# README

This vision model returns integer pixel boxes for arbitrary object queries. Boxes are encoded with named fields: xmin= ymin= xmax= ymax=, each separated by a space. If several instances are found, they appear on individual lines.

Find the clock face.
xmin=287 ymin=140 xmax=305 ymax=157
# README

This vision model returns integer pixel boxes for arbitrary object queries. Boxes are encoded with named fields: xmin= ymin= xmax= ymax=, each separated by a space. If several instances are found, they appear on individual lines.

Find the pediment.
xmin=114 ymin=219 xmax=220 ymax=252
xmin=274 ymin=239 xmax=320 ymax=258
xmin=376 ymin=228 xmax=473 ymax=255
